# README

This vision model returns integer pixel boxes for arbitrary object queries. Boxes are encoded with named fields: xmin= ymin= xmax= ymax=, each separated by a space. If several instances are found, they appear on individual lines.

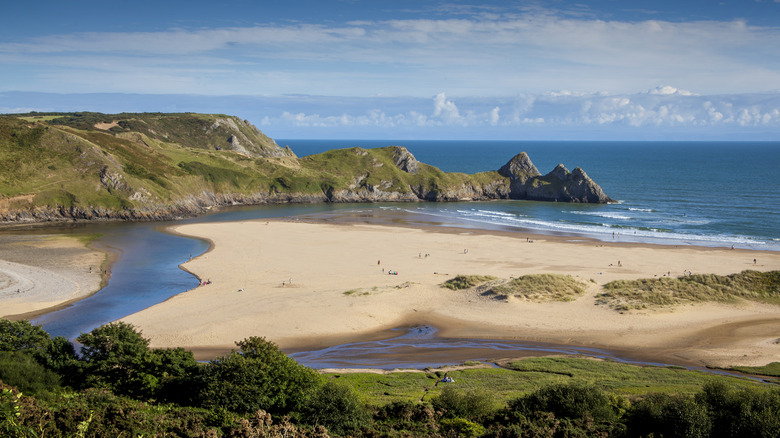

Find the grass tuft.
xmin=596 ymin=270 xmax=780 ymax=310
xmin=491 ymin=274 xmax=586 ymax=302
xmin=442 ymin=275 xmax=497 ymax=290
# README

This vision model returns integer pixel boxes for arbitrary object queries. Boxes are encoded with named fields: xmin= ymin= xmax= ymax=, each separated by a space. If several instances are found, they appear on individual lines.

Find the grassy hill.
xmin=0 ymin=112 xmax=608 ymax=224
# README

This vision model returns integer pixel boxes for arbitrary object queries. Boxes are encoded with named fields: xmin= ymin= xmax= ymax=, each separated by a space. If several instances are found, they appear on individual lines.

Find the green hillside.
xmin=0 ymin=112 xmax=609 ymax=223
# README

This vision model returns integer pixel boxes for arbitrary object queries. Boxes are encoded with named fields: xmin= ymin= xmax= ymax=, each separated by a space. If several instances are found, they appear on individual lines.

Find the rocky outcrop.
xmin=497 ymin=153 xmax=612 ymax=203
xmin=498 ymin=152 xmax=541 ymax=182
xmin=392 ymin=147 xmax=420 ymax=174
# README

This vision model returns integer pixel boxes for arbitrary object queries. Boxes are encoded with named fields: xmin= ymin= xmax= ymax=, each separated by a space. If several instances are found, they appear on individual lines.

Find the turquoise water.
xmin=281 ymin=140 xmax=780 ymax=250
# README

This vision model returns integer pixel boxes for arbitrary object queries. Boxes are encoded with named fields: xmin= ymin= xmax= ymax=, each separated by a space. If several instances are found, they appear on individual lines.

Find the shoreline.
xmin=121 ymin=216 xmax=780 ymax=368
xmin=0 ymin=232 xmax=111 ymax=320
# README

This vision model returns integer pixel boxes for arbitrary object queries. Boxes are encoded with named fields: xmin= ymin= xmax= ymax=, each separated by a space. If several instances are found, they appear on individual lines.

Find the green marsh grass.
xmin=324 ymin=357 xmax=760 ymax=407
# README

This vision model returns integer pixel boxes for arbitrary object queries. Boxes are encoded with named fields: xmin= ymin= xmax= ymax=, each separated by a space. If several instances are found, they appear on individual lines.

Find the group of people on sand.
xmin=199 ymin=279 xmax=211 ymax=286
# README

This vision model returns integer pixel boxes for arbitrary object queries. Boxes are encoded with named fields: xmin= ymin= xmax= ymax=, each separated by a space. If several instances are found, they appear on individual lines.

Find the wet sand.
xmin=121 ymin=218 xmax=780 ymax=368
xmin=0 ymin=234 xmax=108 ymax=319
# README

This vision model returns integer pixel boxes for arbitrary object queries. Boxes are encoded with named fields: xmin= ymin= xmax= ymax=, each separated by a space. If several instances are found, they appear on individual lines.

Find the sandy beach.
xmin=0 ymin=234 xmax=107 ymax=319
xmin=120 ymin=219 xmax=780 ymax=368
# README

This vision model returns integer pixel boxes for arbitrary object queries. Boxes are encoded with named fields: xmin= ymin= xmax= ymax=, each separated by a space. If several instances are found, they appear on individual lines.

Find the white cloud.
xmin=2 ymin=10 xmax=780 ymax=96
xmin=5 ymin=89 xmax=779 ymax=139
xmin=489 ymin=107 xmax=500 ymax=126
xmin=253 ymin=89 xmax=780 ymax=137
xmin=649 ymin=86 xmax=695 ymax=96
xmin=432 ymin=92 xmax=461 ymax=122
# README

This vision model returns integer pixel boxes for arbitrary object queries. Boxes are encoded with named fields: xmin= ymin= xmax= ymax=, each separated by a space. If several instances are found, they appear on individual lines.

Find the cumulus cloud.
xmin=432 ymin=92 xmax=461 ymax=122
xmin=252 ymin=89 xmax=780 ymax=139
xmin=649 ymin=86 xmax=695 ymax=96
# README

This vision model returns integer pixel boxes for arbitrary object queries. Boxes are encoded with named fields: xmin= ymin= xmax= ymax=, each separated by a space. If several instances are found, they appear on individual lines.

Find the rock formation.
xmin=498 ymin=153 xmax=612 ymax=203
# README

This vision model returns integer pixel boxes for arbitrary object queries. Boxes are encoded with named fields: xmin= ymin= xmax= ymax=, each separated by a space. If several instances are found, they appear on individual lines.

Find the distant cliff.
xmin=0 ymin=112 xmax=611 ymax=224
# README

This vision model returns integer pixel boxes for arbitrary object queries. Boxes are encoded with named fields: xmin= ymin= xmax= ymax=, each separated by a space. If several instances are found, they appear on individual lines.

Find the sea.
xmin=279 ymin=140 xmax=780 ymax=251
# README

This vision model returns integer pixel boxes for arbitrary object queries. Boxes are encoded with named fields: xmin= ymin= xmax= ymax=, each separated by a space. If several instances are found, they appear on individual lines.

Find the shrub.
xmin=697 ymin=381 xmax=780 ymax=438
xmin=302 ymin=380 xmax=369 ymax=435
xmin=627 ymin=393 xmax=711 ymax=438
xmin=0 ymin=351 xmax=61 ymax=397
xmin=439 ymin=417 xmax=485 ymax=437
xmin=433 ymin=386 xmax=498 ymax=421
xmin=76 ymin=322 xmax=197 ymax=401
xmin=195 ymin=336 xmax=320 ymax=416
xmin=508 ymin=382 xmax=620 ymax=425
xmin=0 ymin=320 xmax=50 ymax=353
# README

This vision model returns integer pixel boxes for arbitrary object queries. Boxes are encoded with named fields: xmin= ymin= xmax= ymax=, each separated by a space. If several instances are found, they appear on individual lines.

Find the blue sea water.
xmin=280 ymin=140 xmax=780 ymax=251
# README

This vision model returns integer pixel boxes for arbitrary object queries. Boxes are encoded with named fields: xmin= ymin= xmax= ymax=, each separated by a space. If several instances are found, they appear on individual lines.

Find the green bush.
xmin=76 ymin=322 xmax=197 ymax=401
xmin=507 ymin=382 xmax=621 ymax=426
xmin=439 ymin=417 xmax=485 ymax=437
xmin=0 ymin=352 xmax=61 ymax=397
xmin=627 ymin=393 xmax=711 ymax=438
xmin=303 ymin=380 xmax=369 ymax=435
xmin=433 ymin=385 xmax=497 ymax=421
xmin=0 ymin=320 xmax=51 ymax=353
xmin=194 ymin=336 xmax=320 ymax=416
xmin=697 ymin=381 xmax=780 ymax=438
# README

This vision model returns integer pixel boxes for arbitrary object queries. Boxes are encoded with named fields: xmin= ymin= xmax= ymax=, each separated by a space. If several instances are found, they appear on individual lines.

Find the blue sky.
xmin=2 ymin=0 xmax=780 ymax=140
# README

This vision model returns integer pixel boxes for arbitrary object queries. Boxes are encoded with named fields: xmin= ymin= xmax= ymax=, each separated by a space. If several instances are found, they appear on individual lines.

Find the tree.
xmin=0 ymin=320 xmax=50 ymax=352
xmin=697 ymin=381 xmax=780 ymax=438
xmin=627 ymin=393 xmax=711 ymax=438
xmin=76 ymin=322 xmax=197 ymax=400
xmin=76 ymin=322 xmax=150 ymax=395
xmin=195 ymin=336 xmax=320 ymax=416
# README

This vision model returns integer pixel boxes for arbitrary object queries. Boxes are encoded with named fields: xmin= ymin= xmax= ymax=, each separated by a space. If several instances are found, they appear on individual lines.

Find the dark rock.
xmin=498 ymin=152 xmax=541 ymax=182
xmin=497 ymin=153 xmax=612 ymax=203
